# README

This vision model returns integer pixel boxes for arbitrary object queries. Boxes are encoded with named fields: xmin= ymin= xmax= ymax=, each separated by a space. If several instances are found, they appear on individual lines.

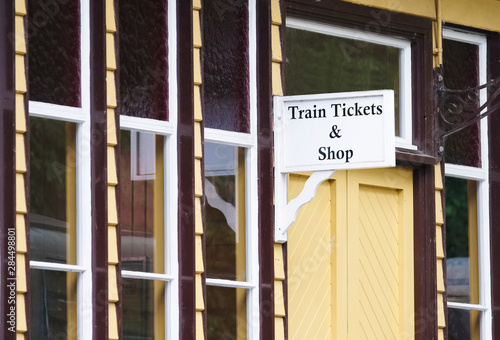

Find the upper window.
xmin=28 ymin=0 xmax=92 ymax=338
xmin=118 ymin=0 xmax=178 ymax=339
xmin=286 ymin=18 xmax=413 ymax=148
xmin=203 ymin=0 xmax=260 ymax=338
xmin=443 ymin=28 xmax=492 ymax=340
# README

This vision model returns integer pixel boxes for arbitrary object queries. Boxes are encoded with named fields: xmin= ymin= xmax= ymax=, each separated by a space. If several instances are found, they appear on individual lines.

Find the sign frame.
xmin=274 ymin=90 xmax=396 ymax=173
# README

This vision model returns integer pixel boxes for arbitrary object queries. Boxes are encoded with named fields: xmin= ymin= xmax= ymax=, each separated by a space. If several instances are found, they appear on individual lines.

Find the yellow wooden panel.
xmin=15 ymin=94 xmax=26 ymax=133
xmin=15 ymin=55 xmax=26 ymax=94
xmin=435 ymin=163 xmax=443 ymax=190
xmin=16 ymin=294 xmax=27 ymax=332
xmin=271 ymin=0 xmax=282 ymax=25
xmin=194 ymin=85 xmax=202 ymax=122
xmin=437 ymin=259 xmax=445 ymax=293
xmin=194 ymin=123 xmax=202 ymax=159
xmin=16 ymin=133 xmax=26 ymax=173
xmin=195 ymin=235 xmax=204 ymax=273
xmin=194 ymin=48 xmax=202 ymax=85
xmin=288 ymin=175 xmax=332 ymax=338
xmin=437 ymin=292 xmax=446 ymax=328
xmin=196 ymin=274 xmax=204 ymax=311
xmin=193 ymin=10 xmax=202 ymax=48
xmin=442 ymin=0 xmax=500 ymax=31
xmin=195 ymin=197 xmax=204 ymax=235
xmin=436 ymin=225 xmax=444 ymax=259
xmin=16 ymin=333 xmax=25 ymax=340
xmin=196 ymin=311 xmax=205 ymax=339
xmin=16 ymin=214 xmax=26 ymax=253
xmin=435 ymin=191 xmax=444 ymax=226
xmin=272 ymin=25 xmax=282 ymax=62
xmin=438 ymin=328 xmax=445 ymax=340
xmin=275 ymin=317 xmax=285 ymax=340
xmin=108 ymin=265 xmax=118 ymax=302
xmin=16 ymin=0 xmax=27 ymax=15
xmin=108 ymin=226 xmax=119 ymax=264
xmin=347 ymin=168 xmax=414 ymax=340
xmin=107 ymin=109 xmax=117 ymax=146
xmin=109 ymin=303 xmax=119 ymax=339
xmin=193 ymin=0 xmax=201 ymax=10
xmin=15 ymin=16 xmax=26 ymax=55
xmin=106 ymin=33 xmax=116 ymax=70
xmin=16 ymin=254 xmax=26 ymax=293
xmin=195 ymin=159 xmax=203 ymax=197
xmin=108 ymin=186 xmax=118 ymax=225
xmin=107 ymin=146 xmax=117 ymax=185
xmin=106 ymin=0 xmax=116 ymax=33
xmin=274 ymin=280 xmax=286 ymax=317
xmin=274 ymin=243 xmax=285 ymax=280
xmin=16 ymin=174 xmax=27 ymax=214
xmin=107 ymin=70 xmax=117 ymax=108
xmin=272 ymin=62 xmax=283 ymax=96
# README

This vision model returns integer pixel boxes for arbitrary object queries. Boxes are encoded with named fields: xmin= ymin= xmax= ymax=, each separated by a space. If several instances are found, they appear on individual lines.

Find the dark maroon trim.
xmin=90 ymin=1 xmax=108 ymax=339
xmin=413 ymin=165 xmax=438 ymax=340
xmin=488 ymin=32 xmax=500 ymax=340
xmin=0 ymin=1 xmax=16 ymax=339
xmin=177 ymin=0 xmax=195 ymax=338
xmin=256 ymin=0 xmax=275 ymax=338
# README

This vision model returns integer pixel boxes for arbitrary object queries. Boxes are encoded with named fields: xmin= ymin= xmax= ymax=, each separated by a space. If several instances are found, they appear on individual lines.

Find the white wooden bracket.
xmin=274 ymin=170 xmax=335 ymax=243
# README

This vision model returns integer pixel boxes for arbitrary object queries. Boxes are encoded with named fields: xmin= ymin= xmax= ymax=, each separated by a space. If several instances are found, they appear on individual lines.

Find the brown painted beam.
xmin=177 ymin=0 xmax=196 ymax=338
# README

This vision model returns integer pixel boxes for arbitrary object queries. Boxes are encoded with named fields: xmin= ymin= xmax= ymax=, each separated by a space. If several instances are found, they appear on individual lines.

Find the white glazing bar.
xmin=447 ymin=302 xmax=489 ymax=312
xmin=206 ymin=278 xmax=256 ymax=289
xmin=29 ymin=101 xmax=87 ymax=123
xmin=30 ymin=261 xmax=86 ymax=272
xmin=205 ymin=128 xmax=255 ymax=147
xmin=120 ymin=115 xmax=174 ymax=135
xmin=121 ymin=270 xmax=175 ymax=281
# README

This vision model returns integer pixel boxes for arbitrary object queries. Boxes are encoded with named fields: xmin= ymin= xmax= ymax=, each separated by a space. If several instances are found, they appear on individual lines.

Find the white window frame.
xmin=285 ymin=17 xmax=415 ymax=150
xmin=28 ymin=1 xmax=93 ymax=339
xmin=118 ymin=0 xmax=179 ymax=338
xmin=204 ymin=0 xmax=260 ymax=338
xmin=443 ymin=28 xmax=492 ymax=340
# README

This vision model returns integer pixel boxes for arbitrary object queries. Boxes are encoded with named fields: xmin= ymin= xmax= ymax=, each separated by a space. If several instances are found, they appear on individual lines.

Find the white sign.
xmin=274 ymin=90 xmax=395 ymax=173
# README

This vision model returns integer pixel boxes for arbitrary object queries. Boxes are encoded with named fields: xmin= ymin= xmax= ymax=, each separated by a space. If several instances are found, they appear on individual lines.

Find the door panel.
xmin=288 ymin=168 xmax=414 ymax=339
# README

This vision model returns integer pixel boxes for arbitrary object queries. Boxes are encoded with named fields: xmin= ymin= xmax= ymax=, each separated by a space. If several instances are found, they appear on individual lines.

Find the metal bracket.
xmin=274 ymin=170 xmax=335 ymax=243
xmin=436 ymin=67 xmax=500 ymax=145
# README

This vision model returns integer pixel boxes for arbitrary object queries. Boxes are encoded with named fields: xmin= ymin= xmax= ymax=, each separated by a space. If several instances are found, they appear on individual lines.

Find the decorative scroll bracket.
xmin=435 ymin=67 xmax=500 ymax=156
xmin=274 ymin=170 xmax=335 ymax=243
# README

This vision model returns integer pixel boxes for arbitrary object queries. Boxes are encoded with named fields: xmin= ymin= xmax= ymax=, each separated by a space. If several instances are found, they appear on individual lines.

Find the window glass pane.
xmin=205 ymin=143 xmax=246 ymax=281
xmin=28 ymin=0 xmax=81 ymax=107
xmin=30 ymin=269 xmax=77 ymax=340
xmin=120 ymin=130 xmax=165 ymax=274
xmin=30 ymin=117 xmax=77 ymax=265
xmin=448 ymin=308 xmax=480 ymax=340
xmin=286 ymin=27 xmax=401 ymax=135
xmin=119 ymin=0 xmax=168 ymax=120
xmin=122 ymin=278 xmax=165 ymax=340
xmin=443 ymin=39 xmax=481 ymax=167
xmin=207 ymin=286 xmax=247 ymax=340
xmin=445 ymin=177 xmax=479 ymax=304
xmin=203 ymin=0 xmax=250 ymax=133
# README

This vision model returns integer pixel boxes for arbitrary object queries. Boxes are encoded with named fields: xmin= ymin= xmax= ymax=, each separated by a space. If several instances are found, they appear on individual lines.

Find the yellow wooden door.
xmin=288 ymin=168 xmax=414 ymax=339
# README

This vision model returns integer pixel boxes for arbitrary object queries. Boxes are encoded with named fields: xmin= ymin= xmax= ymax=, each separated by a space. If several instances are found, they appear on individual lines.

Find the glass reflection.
xmin=120 ymin=130 xmax=165 ymax=274
xmin=205 ymin=143 xmax=246 ymax=281
xmin=122 ymin=278 xmax=165 ymax=340
xmin=30 ymin=117 xmax=77 ymax=265
xmin=30 ymin=269 xmax=77 ymax=340
xmin=286 ymin=27 xmax=401 ymax=135
xmin=207 ymin=286 xmax=247 ymax=340
xmin=445 ymin=177 xmax=479 ymax=305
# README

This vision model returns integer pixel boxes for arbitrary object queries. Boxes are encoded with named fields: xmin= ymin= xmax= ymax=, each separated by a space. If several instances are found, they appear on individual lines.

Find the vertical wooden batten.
xmin=177 ymin=0 xmax=196 ymax=338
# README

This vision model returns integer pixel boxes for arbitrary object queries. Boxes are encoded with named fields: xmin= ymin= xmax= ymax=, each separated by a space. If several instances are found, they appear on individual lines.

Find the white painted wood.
xmin=29 ymin=261 xmax=86 ymax=272
xmin=121 ymin=270 xmax=175 ymax=281
xmin=206 ymin=278 xmax=256 ymax=289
